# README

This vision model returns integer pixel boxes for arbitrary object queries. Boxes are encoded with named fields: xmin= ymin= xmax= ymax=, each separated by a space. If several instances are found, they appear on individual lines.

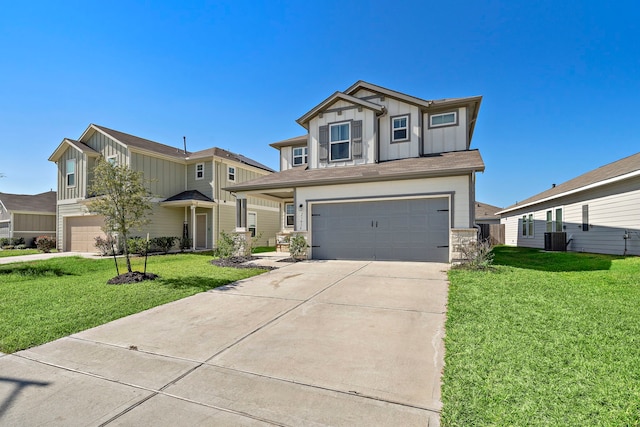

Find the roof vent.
xmin=552 ymin=183 xmax=556 ymax=188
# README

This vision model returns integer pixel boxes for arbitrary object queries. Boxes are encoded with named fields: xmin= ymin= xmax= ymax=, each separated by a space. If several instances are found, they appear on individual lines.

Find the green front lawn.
xmin=0 ymin=254 xmax=266 ymax=353
xmin=443 ymin=247 xmax=640 ymax=426
xmin=0 ymin=249 xmax=43 ymax=257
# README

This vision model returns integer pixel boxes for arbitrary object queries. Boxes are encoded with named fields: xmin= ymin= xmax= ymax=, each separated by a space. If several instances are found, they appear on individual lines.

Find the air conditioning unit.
xmin=544 ymin=232 xmax=567 ymax=251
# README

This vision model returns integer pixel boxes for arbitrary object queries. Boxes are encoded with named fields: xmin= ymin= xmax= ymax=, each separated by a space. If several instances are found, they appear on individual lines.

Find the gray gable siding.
xmin=187 ymin=161 xmax=214 ymax=199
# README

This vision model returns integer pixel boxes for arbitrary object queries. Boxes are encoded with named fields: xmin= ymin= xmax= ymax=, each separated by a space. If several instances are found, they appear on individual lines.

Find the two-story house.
xmin=0 ymin=191 xmax=56 ymax=245
xmin=228 ymin=81 xmax=485 ymax=262
xmin=48 ymin=124 xmax=279 ymax=253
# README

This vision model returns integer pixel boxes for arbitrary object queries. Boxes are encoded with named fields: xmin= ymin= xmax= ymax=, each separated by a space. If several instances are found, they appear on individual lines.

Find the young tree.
xmin=87 ymin=158 xmax=152 ymax=273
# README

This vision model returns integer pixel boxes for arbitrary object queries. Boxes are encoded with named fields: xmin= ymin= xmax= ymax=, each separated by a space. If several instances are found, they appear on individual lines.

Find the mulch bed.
xmin=210 ymin=256 xmax=277 ymax=270
xmin=107 ymin=271 xmax=159 ymax=285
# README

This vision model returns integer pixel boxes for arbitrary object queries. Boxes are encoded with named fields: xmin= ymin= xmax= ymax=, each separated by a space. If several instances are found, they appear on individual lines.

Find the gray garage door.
xmin=311 ymin=198 xmax=449 ymax=262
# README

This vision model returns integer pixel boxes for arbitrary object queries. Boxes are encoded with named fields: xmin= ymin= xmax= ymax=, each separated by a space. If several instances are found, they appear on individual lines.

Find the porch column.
xmin=235 ymin=195 xmax=247 ymax=231
xmin=190 ymin=205 xmax=196 ymax=251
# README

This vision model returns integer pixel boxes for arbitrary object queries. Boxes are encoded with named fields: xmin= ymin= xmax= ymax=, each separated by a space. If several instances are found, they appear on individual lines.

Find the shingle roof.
xmin=227 ymin=150 xmax=484 ymax=192
xmin=475 ymin=201 xmax=502 ymax=220
xmin=500 ymin=151 xmax=640 ymax=213
xmin=93 ymin=125 xmax=189 ymax=159
xmin=164 ymin=190 xmax=214 ymax=203
xmin=0 ymin=191 xmax=56 ymax=213
xmin=269 ymin=135 xmax=307 ymax=148
xmin=190 ymin=147 xmax=275 ymax=172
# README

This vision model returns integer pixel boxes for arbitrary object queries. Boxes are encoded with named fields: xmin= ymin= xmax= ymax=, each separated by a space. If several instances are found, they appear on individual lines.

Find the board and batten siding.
xmin=308 ymin=101 xmax=377 ymax=169
xmin=186 ymin=161 xmax=215 ymax=198
xmin=295 ymin=174 xmax=472 ymax=231
xmin=85 ymin=131 xmax=128 ymax=167
xmin=501 ymin=175 xmax=640 ymax=255
xmin=135 ymin=203 xmax=185 ymax=240
xmin=130 ymin=152 xmax=185 ymax=198
xmin=216 ymin=161 xmax=279 ymax=209
xmin=57 ymin=148 xmax=88 ymax=201
xmin=279 ymin=145 xmax=309 ymax=171
xmin=56 ymin=202 xmax=90 ymax=251
xmin=423 ymin=107 xmax=468 ymax=155
xmin=13 ymin=213 xmax=55 ymax=234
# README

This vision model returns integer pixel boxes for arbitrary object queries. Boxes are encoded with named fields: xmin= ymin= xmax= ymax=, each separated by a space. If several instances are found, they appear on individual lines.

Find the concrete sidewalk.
xmin=0 ymin=251 xmax=102 ymax=264
xmin=0 ymin=260 xmax=449 ymax=426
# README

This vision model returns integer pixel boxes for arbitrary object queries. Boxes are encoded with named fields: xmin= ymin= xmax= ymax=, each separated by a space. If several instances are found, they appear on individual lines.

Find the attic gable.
xmin=48 ymin=138 xmax=100 ymax=162
xmin=296 ymin=91 xmax=385 ymax=129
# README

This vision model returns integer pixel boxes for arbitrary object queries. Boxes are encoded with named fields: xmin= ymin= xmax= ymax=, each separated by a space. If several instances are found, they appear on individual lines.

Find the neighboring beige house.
xmin=0 ymin=191 xmax=56 ymax=245
xmin=229 ymin=81 xmax=485 ymax=262
xmin=48 ymin=124 xmax=279 ymax=252
xmin=498 ymin=152 xmax=640 ymax=256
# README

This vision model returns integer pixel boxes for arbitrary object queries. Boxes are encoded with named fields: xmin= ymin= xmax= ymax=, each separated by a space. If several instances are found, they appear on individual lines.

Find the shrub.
xmin=35 ymin=236 xmax=56 ymax=253
xmin=15 ymin=244 xmax=27 ymax=250
xmin=150 ymin=236 xmax=177 ymax=254
xmin=289 ymin=234 xmax=308 ymax=259
xmin=0 ymin=238 xmax=9 ymax=247
xmin=454 ymin=238 xmax=494 ymax=270
xmin=12 ymin=237 xmax=25 ymax=246
xmin=180 ymin=236 xmax=192 ymax=252
xmin=127 ymin=237 xmax=149 ymax=255
xmin=95 ymin=235 xmax=119 ymax=256
xmin=216 ymin=231 xmax=237 ymax=259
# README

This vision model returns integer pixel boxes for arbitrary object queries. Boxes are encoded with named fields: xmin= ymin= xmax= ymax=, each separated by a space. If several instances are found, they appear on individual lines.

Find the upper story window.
xmin=292 ymin=147 xmax=308 ymax=166
xmin=330 ymin=122 xmax=350 ymax=161
xmin=107 ymin=155 xmax=117 ymax=165
xmin=391 ymin=115 xmax=409 ymax=142
xmin=429 ymin=111 xmax=458 ymax=128
xmin=228 ymin=166 xmax=236 ymax=182
xmin=66 ymin=159 xmax=76 ymax=187
xmin=196 ymin=163 xmax=204 ymax=180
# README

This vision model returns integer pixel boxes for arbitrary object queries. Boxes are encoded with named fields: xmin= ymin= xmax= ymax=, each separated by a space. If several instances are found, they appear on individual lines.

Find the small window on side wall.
xmin=196 ymin=163 xmax=204 ymax=180
xmin=66 ymin=159 xmax=76 ymax=187
xmin=429 ymin=111 xmax=458 ymax=128
xmin=582 ymin=205 xmax=589 ymax=231
xmin=391 ymin=115 xmax=409 ymax=142
xmin=292 ymin=147 xmax=308 ymax=166
xmin=228 ymin=166 xmax=235 ymax=182
xmin=107 ymin=156 xmax=117 ymax=166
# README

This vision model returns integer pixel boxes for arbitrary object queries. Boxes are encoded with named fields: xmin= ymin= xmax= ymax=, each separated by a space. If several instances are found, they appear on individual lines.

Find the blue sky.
xmin=1 ymin=1 xmax=638 ymax=208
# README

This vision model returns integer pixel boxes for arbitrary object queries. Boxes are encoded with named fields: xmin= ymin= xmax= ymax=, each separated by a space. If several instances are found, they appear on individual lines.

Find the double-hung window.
xmin=391 ymin=115 xmax=409 ymax=142
xmin=196 ymin=163 xmax=204 ymax=180
xmin=429 ymin=111 xmax=457 ymax=128
xmin=228 ymin=166 xmax=236 ymax=182
xmin=66 ymin=159 xmax=76 ymax=187
xmin=329 ymin=122 xmax=350 ymax=161
xmin=292 ymin=147 xmax=307 ymax=166
xmin=248 ymin=212 xmax=257 ymax=237
xmin=521 ymin=213 xmax=534 ymax=238
xmin=285 ymin=203 xmax=295 ymax=227
xmin=546 ymin=208 xmax=564 ymax=232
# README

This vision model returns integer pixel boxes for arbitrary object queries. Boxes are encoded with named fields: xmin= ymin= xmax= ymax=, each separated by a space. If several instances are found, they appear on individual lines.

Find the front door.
xmin=196 ymin=214 xmax=207 ymax=249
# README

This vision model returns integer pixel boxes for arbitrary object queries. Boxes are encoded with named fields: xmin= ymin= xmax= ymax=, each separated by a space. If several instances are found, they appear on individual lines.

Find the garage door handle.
xmin=437 ymin=245 xmax=449 ymax=248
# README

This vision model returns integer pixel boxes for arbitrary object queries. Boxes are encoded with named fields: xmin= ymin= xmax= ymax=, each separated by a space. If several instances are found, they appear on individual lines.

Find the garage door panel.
xmin=311 ymin=198 xmax=449 ymax=262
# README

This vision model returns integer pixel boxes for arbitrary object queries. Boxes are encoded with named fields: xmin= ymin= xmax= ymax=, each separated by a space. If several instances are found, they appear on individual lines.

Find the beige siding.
xmin=187 ymin=161 xmax=215 ymax=198
xmin=134 ymin=203 xmax=185 ymax=239
xmin=85 ymin=131 xmax=128 ymax=166
xmin=248 ymin=206 xmax=280 ymax=246
xmin=501 ymin=176 xmax=640 ymax=255
xmin=57 ymin=148 xmax=87 ymax=200
xmin=423 ymin=107 xmax=468 ymax=154
xmin=279 ymin=145 xmax=309 ymax=171
xmin=308 ymin=102 xmax=376 ymax=169
xmin=13 ymin=213 xmax=55 ymax=233
xmin=57 ymin=202 xmax=89 ymax=251
xmin=217 ymin=161 xmax=279 ymax=209
xmin=130 ymin=152 xmax=185 ymax=197
xmin=217 ymin=203 xmax=237 ymax=240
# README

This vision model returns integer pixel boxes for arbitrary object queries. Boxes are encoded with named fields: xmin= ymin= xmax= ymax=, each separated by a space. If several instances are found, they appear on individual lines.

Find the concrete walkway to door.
xmin=0 ymin=260 xmax=450 ymax=426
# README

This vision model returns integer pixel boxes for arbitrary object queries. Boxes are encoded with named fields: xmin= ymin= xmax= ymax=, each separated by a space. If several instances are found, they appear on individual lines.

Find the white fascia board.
xmin=498 ymin=169 xmax=640 ymax=215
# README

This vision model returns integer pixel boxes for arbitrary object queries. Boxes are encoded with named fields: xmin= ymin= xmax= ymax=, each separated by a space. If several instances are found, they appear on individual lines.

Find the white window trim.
xmin=66 ymin=159 xmax=76 ymax=188
xmin=248 ymin=211 xmax=257 ymax=237
xmin=522 ymin=212 xmax=534 ymax=238
xmin=545 ymin=208 xmax=564 ymax=232
xmin=195 ymin=163 xmax=205 ymax=180
xmin=329 ymin=121 xmax=351 ymax=162
xmin=292 ymin=146 xmax=308 ymax=166
xmin=107 ymin=155 xmax=117 ymax=165
xmin=284 ymin=202 xmax=295 ymax=228
xmin=391 ymin=114 xmax=410 ymax=143
xmin=429 ymin=111 xmax=458 ymax=128
xmin=228 ymin=166 xmax=236 ymax=182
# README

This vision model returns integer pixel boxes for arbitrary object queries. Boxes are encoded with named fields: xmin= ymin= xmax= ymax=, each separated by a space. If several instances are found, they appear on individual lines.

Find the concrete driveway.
xmin=0 ymin=260 xmax=449 ymax=426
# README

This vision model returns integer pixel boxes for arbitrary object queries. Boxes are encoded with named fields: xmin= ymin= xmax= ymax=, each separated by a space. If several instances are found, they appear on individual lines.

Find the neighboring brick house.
xmin=48 ymin=124 xmax=279 ymax=252
xmin=229 ymin=81 xmax=485 ymax=262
